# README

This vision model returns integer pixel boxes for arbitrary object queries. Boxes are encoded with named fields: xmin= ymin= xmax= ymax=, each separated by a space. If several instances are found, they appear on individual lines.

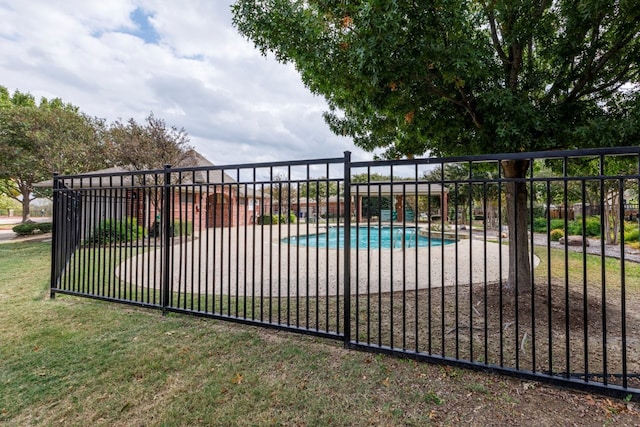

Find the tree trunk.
xmin=501 ymin=159 xmax=532 ymax=294
xmin=604 ymin=189 xmax=618 ymax=245
xmin=20 ymin=186 xmax=32 ymax=223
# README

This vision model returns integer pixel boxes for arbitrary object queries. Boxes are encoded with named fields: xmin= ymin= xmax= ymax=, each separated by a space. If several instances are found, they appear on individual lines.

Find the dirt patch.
xmin=347 ymin=277 xmax=640 ymax=390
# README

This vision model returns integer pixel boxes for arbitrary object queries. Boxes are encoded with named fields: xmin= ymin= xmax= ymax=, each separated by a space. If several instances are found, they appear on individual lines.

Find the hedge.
xmin=172 ymin=220 xmax=193 ymax=237
xmin=91 ymin=218 xmax=144 ymax=244
xmin=12 ymin=222 xmax=53 ymax=235
xmin=532 ymin=216 xmax=600 ymax=237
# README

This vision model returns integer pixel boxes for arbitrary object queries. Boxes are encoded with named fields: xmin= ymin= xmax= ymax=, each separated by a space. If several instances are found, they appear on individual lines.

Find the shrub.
xmin=532 ymin=217 xmax=568 ymax=233
xmin=92 ymin=218 xmax=144 ymax=244
xmin=532 ymin=217 xmax=548 ymax=233
xmin=41 ymin=223 xmax=53 ymax=233
xmin=566 ymin=221 xmax=580 ymax=235
xmin=549 ymin=218 xmax=565 ymax=231
xmin=259 ymin=215 xmax=272 ymax=225
xmin=172 ymin=220 xmax=193 ymax=237
xmin=584 ymin=216 xmax=602 ymax=237
xmin=12 ymin=222 xmax=53 ymax=235
xmin=259 ymin=215 xmax=281 ymax=225
xmin=624 ymin=228 xmax=639 ymax=243
xmin=549 ymin=228 xmax=564 ymax=242
xmin=531 ymin=205 xmax=546 ymax=220
xmin=566 ymin=216 xmax=601 ymax=237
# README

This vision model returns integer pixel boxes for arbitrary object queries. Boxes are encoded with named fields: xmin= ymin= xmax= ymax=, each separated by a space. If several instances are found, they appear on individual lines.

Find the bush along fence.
xmin=50 ymin=147 xmax=640 ymax=399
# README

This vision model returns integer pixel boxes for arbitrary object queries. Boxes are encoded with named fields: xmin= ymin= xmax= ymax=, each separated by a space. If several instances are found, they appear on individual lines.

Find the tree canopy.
xmin=233 ymin=0 xmax=640 ymax=159
xmin=0 ymin=88 xmax=192 ymax=223
xmin=233 ymin=0 xmax=640 ymax=292
xmin=0 ymin=87 xmax=109 ymax=222
xmin=105 ymin=113 xmax=192 ymax=171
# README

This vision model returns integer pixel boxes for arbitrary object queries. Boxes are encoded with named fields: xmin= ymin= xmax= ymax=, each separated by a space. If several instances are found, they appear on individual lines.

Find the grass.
xmin=60 ymin=239 xmax=640 ymax=387
xmin=2 ymin=242 xmax=640 ymax=426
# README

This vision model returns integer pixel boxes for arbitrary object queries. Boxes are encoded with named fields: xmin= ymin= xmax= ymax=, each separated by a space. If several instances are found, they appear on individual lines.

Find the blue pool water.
xmin=283 ymin=226 xmax=453 ymax=249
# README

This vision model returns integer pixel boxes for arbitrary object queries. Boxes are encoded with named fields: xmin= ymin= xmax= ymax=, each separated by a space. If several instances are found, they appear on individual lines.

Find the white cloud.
xmin=0 ymin=0 xmax=373 ymax=166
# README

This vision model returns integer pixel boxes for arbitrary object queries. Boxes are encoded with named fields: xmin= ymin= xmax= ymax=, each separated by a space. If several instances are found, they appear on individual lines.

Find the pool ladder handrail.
xmin=393 ymin=228 xmax=417 ymax=249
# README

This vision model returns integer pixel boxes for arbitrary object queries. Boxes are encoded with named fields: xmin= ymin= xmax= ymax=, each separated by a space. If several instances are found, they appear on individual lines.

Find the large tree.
xmin=0 ymin=87 xmax=108 ymax=222
xmin=105 ymin=113 xmax=193 ymax=215
xmin=106 ymin=113 xmax=192 ymax=171
xmin=232 ymin=0 xmax=640 ymax=292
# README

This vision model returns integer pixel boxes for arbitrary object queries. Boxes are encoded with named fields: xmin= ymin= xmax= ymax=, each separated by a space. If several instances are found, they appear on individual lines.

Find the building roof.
xmin=34 ymin=150 xmax=238 ymax=189
xmin=177 ymin=149 xmax=236 ymax=185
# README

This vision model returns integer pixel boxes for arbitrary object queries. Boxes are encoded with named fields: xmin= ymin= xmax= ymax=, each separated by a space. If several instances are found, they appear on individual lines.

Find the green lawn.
xmin=1 ymin=242 xmax=638 ymax=426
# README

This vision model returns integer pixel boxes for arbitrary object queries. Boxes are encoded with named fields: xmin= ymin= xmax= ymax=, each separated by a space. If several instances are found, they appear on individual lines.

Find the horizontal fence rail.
xmin=51 ymin=147 xmax=640 ymax=399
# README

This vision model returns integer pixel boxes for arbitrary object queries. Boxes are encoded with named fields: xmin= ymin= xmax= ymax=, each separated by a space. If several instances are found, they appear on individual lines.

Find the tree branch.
xmin=486 ymin=9 xmax=508 ymax=66
xmin=565 ymin=31 xmax=636 ymax=102
xmin=545 ymin=13 xmax=603 ymax=102
xmin=456 ymin=86 xmax=482 ymax=129
xmin=422 ymin=77 xmax=483 ymax=129
xmin=578 ymin=63 xmax=633 ymax=100
xmin=508 ymin=44 xmax=522 ymax=90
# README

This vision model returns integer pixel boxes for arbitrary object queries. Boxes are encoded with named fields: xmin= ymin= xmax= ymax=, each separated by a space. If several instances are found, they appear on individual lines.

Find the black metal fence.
xmin=50 ymin=147 xmax=640 ymax=399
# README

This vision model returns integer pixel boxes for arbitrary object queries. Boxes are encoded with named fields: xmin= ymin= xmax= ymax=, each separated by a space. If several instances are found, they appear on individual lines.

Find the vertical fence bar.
xmin=468 ymin=162 xmax=474 ymax=362
xmin=162 ymin=164 xmax=172 ymax=312
xmin=453 ymin=180 xmax=459 ymax=359
xmin=618 ymin=177 xmax=628 ymax=388
xmin=563 ymin=157 xmax=570 ymax=378
xmin=286 ymin=165 xmax=291 ymax=326
xmin=390 ymin=167 xmax=395 ymax=349
xmin=205 ymin=171 xmax=211 ymax=314
xmin=49 ymin=173 xmax=60 ymax=298
xmin=599 ymin=154 xmax=608 ymax=384
xmin=343 ymin=151 xmax=352 ymax=345
xmin=427 ymin=177 xmax=433 ymax=355
xmin=324 ymin=167 xmax=330 ymax=333
xmin=513 ymin=171 xmax=520 ymax=371
xmin=497 ymin=162 xmax=504 ymax=367
xmin=581 ymin=179 xmax=589 ymax=382
xmin=529 ymin=160 xmax=536 ymax=372
xmin=440 ymin=163 xmax=446 ymax=357
xmin=482 ymin=179 xmax=488 ymax=365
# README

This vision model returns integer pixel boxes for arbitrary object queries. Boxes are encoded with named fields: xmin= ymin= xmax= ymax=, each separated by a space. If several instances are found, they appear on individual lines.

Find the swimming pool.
xmin=283 ymin=226 xmax=454 ymax=249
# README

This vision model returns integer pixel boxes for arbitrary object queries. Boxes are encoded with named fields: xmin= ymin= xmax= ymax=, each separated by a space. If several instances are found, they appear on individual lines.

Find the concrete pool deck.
xmin=117 ymin=224 xmax=515 ymax=297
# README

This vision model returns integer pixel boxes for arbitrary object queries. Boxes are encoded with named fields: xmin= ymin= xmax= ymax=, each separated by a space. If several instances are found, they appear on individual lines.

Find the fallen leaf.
xmin=404 ymin=110 xmax=415 ymax=124
xmin=232 ymin=373 xmax=243 ymax=385
xmin=382 ymin=377 xmax=390 ymax=387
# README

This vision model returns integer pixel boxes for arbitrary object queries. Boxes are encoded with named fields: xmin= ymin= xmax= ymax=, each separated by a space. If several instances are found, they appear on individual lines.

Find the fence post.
xmin=343 ymin=151 xmax=352 ymax=346
xmin=49 ymin=173 xmax=59 ymax=299
xmin=162 ymin=165 xmax=172 ymax=312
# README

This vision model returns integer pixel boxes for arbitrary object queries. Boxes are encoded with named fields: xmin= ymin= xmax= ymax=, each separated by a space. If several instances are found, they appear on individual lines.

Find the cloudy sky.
xmin=0 ymin=0 xmax=375 ymax=166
